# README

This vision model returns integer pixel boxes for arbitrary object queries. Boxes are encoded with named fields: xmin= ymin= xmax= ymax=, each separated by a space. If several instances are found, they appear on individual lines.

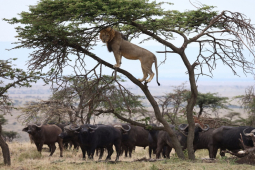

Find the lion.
xmin=99 ymin=27 xmax=160 ymax=86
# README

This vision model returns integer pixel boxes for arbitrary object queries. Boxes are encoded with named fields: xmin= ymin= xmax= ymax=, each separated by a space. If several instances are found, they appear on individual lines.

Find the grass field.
xmin=0 ymin=142 xmax=254 ymax=170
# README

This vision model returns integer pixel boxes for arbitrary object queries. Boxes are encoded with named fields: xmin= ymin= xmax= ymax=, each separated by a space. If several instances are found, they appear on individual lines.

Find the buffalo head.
xmin=79 ymin=124 xmax=98 ymax=134
xmin=22 ymin=124 xmax=43 ymax=135
xmin=179 ymin=123 xmax=209 ymax=132
xmin=243 ymin=128 xmax=255 ymax=138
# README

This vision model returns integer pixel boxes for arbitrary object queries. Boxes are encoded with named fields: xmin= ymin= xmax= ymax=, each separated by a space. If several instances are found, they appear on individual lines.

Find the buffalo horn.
xmin=34 ymin=123 xmax=43 ymax=128
xmin=243 ymin=128 xmax=255 ymax=137
xmin=195 ymin=123 xmax=210 ymax=131
xmin=179 ymin=124 xmax=189 ymax=131
xmin=250 ymin=129 xmax=255 ymax=134
xmin=114 ymin=125 xmax=131 ymax=132
xmin=121 ymin=125 xmax=131 ymax=132
xmin=70 ymin=125 xmax=81 ymax=131
xmin=89 ymin=124 xmax=98 ymax=130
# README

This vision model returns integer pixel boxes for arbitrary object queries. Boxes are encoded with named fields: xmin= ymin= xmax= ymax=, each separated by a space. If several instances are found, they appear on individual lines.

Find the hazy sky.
xmin=1 ymin=0 xmax=255 ymax=86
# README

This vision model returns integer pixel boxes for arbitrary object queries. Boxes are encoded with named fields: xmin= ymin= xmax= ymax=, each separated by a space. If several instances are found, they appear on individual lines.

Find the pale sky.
xmin=1 ymin=0 xmax=255 ymax=86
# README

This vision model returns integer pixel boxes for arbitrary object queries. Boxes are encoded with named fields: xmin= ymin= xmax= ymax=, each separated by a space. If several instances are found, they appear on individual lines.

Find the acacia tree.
xmin=157 ymin=83 xmax=188 ymax=125
xmin=5 ymin=0 xmax=255 ymax=159
xmin=235 ymin=86 xmax=255 ymax=126
xmin=0 ymin=58 xmax=42 ymax=165
xmin=19 ymin=75 xmax=146 ymax=125
xmin=193 ymin=92 xmax=229 ymax=118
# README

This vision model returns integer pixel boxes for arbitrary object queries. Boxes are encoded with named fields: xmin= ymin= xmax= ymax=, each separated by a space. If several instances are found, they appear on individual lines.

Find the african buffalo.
xmin=147 ymin=124 xmax=175 ymax=158
xmin=155 ymin=123 xmax=209 ymax=159
xmin=61 ymin=124 xmax=122 ymax=161
xmin=22 ymin=124 xmax=63 ymax=157
xmin=113 ymin=124 xmax=151 ymax=158
xmin=209 ymin=126 xmax=255 ymax=158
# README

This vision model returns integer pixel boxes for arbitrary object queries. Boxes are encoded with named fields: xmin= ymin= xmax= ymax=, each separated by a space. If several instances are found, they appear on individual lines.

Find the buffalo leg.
xmin=156 ymin=140 xmax=165 ymax=159
xmin=81 ymin=147 xmax=86 ymax=159
xmin=49 ymin=143 xmax=56 ymax=156
xmin=114 ymin=141 xmax=121 ymax=161
xmin=58 ymin=139 xmax=63 ymax=157
xmin=212 ymin=146 xmax=219 ymax=158
xmin=220 ymin=149 xmax=225 ymax=157
xmin=149 ymin=146 xmax=153 ymax=159
xmin=36 ymin=142 xmax=43 ymax=154
xmin=35 ymin=143 xmax=40 ymax=152
xmin=165 ymin=146 xmax=171 ymax=159
xmin=89 ymin=146 xmax=96 ymax=159
xmin=128 ymin=147 xmax=132 ymax=158
xmin=125 ymin=147 xmax=128 ymax=157
xmin=106 ymin=147 xmax=113 ymax=160
xmin=98 ymin=148 xmax=104 ymax=160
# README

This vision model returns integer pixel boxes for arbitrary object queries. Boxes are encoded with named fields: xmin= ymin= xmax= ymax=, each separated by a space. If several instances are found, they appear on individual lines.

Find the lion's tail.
xmin=154 ymin=55 xmax=160 ymax=86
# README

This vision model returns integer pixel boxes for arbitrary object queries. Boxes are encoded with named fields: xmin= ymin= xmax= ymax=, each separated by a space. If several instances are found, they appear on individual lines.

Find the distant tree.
xmin=194 ymin=92 xmax=229 ymax=118
xmin=0 ymin=115 xmax=8 ymax=126
xmin=2 ymin=131 xmax=20 ymax=142
xmin=157 ymin=83 xmax=188 ymax=125
xmin=0 ymin=58 xmax=43 ymax=165
xmin=5 ymin=0 xmax=255 ymax=159
xmin=224 ymin=112 xmax=240 ymax=122
xmin=234 ymin=86 xmax=255 ymax=126
xmin=19 ymin=75 xmax=147 ymax=125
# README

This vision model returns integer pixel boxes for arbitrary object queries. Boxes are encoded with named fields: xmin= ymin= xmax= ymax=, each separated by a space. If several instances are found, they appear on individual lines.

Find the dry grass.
xmin=0 ymin=142 xmax=254 ymax=170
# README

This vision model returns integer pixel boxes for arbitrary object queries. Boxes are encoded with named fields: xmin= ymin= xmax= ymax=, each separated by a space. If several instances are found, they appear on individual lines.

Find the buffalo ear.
xmin=22 ymin=127 xmax=28 ymax=132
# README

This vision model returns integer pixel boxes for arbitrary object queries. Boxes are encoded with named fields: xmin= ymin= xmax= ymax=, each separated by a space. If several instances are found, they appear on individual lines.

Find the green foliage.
xmin=0 ymin=115 xmax=8 ymax=125
xmin=2 ymin=130 xmax=20 ymax=142
xmin=0 ymin=58 xmax=44 ymax=114
xmin=193 ymin=92 xmax=229 ymax=117
xmin=234 ymin=86 xmax=255 ymax=126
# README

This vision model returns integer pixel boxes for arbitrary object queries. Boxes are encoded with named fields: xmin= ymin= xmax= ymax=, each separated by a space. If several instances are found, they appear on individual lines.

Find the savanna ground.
xmin=0 ymin=143 xmax=254 ymax=170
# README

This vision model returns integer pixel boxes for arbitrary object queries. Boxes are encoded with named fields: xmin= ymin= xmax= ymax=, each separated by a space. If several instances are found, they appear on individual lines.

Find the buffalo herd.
xmin=22 ymin=122 xmax=255 ymax=160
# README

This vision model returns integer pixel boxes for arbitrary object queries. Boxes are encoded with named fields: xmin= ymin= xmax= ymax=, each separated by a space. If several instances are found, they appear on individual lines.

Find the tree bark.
xmin=179 ymin=52 xmax=198 ymax=160
xmin=0 ymin=123 xmax=11 ymax=165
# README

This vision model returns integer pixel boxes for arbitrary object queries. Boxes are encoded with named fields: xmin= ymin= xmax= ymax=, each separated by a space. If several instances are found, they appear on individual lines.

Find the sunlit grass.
xmin=0 ymin=142 xmax=254 ymax=170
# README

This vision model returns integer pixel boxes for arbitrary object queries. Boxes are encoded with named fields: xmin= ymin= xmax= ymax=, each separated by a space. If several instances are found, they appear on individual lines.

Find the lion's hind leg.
xmin=143 ymin=61 xmax=154 ymax=83
xmin=138 ymin=66 xmax=148 ymax=82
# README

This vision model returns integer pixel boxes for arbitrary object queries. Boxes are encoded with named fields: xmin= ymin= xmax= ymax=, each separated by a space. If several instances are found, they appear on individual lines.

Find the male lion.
xmin=100 ymin=27 xmax=160 ymax=86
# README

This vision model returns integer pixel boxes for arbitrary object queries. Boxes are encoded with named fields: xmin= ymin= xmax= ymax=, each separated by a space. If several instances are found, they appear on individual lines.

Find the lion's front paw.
xmin=138 ymin=79 xmax=143 ymax=82
xmin=113 ymin=64 xmax=120 ymax=68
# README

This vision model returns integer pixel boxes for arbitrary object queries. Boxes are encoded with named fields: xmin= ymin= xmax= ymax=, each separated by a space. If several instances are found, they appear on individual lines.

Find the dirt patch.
xmin=236 ymin=154 xmax=255 ymax=165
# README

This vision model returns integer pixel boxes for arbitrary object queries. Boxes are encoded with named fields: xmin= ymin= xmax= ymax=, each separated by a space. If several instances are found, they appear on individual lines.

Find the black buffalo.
xmin=113 ymin=124 xmax=152 ymax=158
xmin=155 ymin=123 xmax=209 ymax=159
xmin=60 ymin=124 xmax=122 ymax=161
xmin=147 ymin=124 xmax=175 ymax=158
xmin=209 ymin=126 xmax=255 ymax=158
xmin=22 ymin=124 xmax=63 ymax=157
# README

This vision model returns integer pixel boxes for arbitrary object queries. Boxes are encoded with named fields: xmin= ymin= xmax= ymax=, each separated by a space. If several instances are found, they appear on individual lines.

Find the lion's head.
xmin=99 ymin=27 xmax=115 ymax=43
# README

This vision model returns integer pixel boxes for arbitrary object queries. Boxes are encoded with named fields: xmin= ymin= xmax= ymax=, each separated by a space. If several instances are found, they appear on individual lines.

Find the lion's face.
xmin=99 ymin=27 xmax=115 ymax=43
xmin=100 ymin=31 xmax=111 ymax=43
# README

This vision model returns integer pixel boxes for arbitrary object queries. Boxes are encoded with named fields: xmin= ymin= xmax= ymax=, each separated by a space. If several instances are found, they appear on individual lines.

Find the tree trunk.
xmin=0 ymin=124 xmax=11 ymax=165
xmin=198 ymin=105 xmax=203 ymax=118
xmin=86 ymin=100 xmax=93 ymax=124
xmin=186 ymin=64 xmax=198 ymax=160
xmin=178 ymin=52 xmax=198 ymax=160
